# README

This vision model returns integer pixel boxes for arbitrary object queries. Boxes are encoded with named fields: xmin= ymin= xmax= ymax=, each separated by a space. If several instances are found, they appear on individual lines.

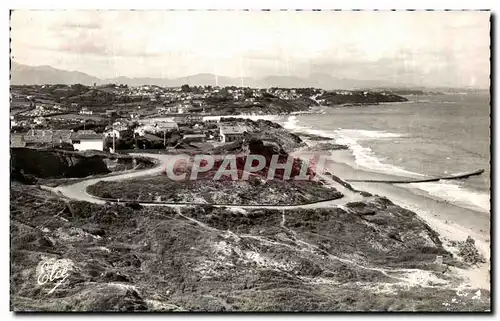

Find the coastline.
xmin=295 ymin=147 xmax=490 ymax=291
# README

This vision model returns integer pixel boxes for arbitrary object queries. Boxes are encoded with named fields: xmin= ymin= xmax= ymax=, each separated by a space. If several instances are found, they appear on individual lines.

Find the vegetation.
xmin=318 ymin=91 xmax=408 ymax=105
xmin=10 ymin=184 xmax=490 ymax=311
xmin=87 ymin=176 xmax=343 ymax=205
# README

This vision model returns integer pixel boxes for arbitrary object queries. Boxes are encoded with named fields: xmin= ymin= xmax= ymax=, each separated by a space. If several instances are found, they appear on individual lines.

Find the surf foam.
xmin=282 ymin=115 xmax=490 ymax=215
xmin=282 ymin=116 xmax=422 ymax=178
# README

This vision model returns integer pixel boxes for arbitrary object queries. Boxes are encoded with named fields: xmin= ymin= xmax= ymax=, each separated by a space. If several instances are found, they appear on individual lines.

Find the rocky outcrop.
xmin=318 ymin=91 xmax=408 ymax=105
xmin=305 ymin=142 xmax=349 ymax=151
xmin=213 ymin=118 xmax=305 ymax=155
xmin=10 ymin=148 xmax=155 ymax=182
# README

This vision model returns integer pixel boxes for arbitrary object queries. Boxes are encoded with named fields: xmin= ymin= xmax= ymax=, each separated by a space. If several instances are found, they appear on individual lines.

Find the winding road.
xmin=41 ymin=153 xmax=368 ymax=209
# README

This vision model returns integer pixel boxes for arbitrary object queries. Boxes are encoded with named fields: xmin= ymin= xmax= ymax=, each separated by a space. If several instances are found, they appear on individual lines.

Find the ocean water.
xmin=280 ymin=93 xmax=491 ymax=213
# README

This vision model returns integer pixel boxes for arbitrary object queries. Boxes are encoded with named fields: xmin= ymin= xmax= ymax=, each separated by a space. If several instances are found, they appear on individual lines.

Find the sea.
xmin=279 ymin=93 xmax=491 ymax=213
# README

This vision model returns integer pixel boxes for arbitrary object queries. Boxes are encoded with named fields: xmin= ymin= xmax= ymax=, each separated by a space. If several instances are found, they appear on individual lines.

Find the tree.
xmin=181 ymin=84 xmax=190 ymax=93
xmin=244 ymin=89 xmax=253 ymax=99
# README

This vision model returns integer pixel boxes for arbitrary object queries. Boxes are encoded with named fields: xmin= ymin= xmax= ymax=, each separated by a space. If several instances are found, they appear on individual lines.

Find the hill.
xmin=9 ymin=62 xmax=408 ymax=90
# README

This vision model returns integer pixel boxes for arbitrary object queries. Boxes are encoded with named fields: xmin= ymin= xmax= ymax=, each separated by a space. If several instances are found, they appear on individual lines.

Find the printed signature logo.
xmin=37 ymin=259 xmax=73 ymax=294
xmin=160 ymin=153 xmax=328 ymax=181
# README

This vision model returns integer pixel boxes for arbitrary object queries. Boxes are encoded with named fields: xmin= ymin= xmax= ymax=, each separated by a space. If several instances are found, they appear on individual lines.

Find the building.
xmin=173 ymin=116 xmax=187 ymax=124
xmin=187 ymin=106 xmax=204 ymax=113
xmin=143 ymin=133 xmax=163 ymax=143
xmin=24 ymin=129 xmax=73 ymax=146
xmin=70 ymin=130 xmax=104 ymax=151
xmin=106 ymin=109 xmax=117 ymax=117
xmin=156 ymin=121 xmax=178 ymax=132
xmin=51 ymin=130 xmax=74 ymax=144
xmin=177 ymin=105 xmax=185 ymax=114
xmin=34 ymin=117 xmax=46 ymax=126
xmin=79 ymin=107 xmax=93 ymax=115
xmin=182 ymin=133 xmax=206 ymax=143
xmin=191 ymin=99 xmax=204 ymax=107
xmin=134 ymin=121 xmax=178 ymax=136
xmin=23 ymin=132 xmax=53 ymax=145
xmin=134 ymin=124 xmax=156 ymax=137
xmin=219 ymin=125 xmax=246 ymax=143
xmin=10 ymin=115 xmax=17 ymax=129
xmin=104 ymin=126 xmax=128 ymax=139
xmin=10 ymin=134 xmax=26 ymax=148
xmin=202 ymin=116 xmax=219 ymax=124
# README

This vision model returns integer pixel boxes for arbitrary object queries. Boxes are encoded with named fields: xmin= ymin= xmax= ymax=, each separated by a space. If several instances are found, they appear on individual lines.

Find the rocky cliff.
xmin=318 ymin=91 xmax=408 ymax=105
xmin=10 ymin=148 xmax=155 ymax=183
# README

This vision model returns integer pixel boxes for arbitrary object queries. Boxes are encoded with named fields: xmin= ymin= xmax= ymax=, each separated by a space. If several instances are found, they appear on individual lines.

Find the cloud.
xmin=58 ymin=38 xmax=107 ymax=55
xmin=60 ymin=21 xmax=103 ymax=30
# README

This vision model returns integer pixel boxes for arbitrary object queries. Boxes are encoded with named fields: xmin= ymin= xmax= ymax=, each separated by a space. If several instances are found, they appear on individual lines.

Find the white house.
xmin=104 ymin=126 xmax=128 ymax=139
xmin=202 ymin=116 xmax=220 ymax=123
xmin=34 ymin=117 xmax=46 ymax=126
xmin=71 ymin=130 xmax=104 ymax=151
xmin=79 ymin=107 xmax=93 ymax=115
xmin=134 ymin=124 xmax=156 ymax=136
xmin=157 ymin=121 xmax=178 ymax=132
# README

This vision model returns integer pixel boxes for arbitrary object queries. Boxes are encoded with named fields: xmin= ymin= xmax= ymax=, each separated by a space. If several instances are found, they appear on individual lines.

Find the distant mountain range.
xmin=11 ymin=62 xmax=100 ymax=86
xmin=9 ymin=61 xmax=488 ymax=91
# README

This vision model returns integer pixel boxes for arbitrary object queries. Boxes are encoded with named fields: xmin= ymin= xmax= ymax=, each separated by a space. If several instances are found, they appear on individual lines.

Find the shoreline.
xmin=296 ymin=147 xmax=490 ymax=291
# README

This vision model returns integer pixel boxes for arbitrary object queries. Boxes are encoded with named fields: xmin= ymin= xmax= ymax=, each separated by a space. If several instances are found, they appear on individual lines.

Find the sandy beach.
xmin=296 ymin=148 xmax=491 ymax=291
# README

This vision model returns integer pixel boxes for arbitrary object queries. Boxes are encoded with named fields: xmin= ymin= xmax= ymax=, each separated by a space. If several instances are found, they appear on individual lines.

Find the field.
xmin=47 ymin=113 xmax=104 ymax=121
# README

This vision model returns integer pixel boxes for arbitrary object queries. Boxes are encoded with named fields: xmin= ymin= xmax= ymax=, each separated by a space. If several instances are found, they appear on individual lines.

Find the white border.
xmin=2 ymin=1 xmax=497 ymax=319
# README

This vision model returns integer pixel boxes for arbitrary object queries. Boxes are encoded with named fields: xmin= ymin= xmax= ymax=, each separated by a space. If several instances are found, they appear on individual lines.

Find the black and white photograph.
xmin=8 ymin=8 xmax=491 ymax=312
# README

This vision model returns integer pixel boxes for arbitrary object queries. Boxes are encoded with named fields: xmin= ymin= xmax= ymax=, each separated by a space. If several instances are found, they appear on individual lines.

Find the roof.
xmin=202 ymin=116 xmax=220 ymax=122
xmin=156 ymin=122 xmax=178 ymax=129
xmin=143 ymin=134 xmax=163 ymax=142
xmin=52 ymin=130 xmax=73 ymax=142
xmin=24 ymin=134 xmax=53 ymax=144
xmin=71 ymin=130 xmax=103 ymax=140
xmin=183 ymin=134 xmax=206 ymax=138
xmin=24 ymin=129 xmax=74 ymax=144
xmin=77 ymin=130 xmax=98 ymax=135
xmin=26 ymin=129 xmax=54 ymax=136
xmin=10 ymin=134 xmax=26 ymax=148
xmin=106 ymin=124 xmax=128 ymax=132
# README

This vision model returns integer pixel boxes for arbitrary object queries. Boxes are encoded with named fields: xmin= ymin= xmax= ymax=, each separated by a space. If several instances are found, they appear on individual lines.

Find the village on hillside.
xmin=9 ymin=83 xmax=406 ymax=152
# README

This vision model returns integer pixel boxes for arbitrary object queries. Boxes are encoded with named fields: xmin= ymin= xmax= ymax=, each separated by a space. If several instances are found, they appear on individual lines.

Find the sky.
xmin=10 ymin=10 xmax=491 ymax=88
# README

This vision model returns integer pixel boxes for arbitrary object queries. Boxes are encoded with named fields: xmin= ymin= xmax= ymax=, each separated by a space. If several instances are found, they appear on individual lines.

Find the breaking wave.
xmin=406 ymin=180 xmax=490 ymax=213
xmin=283 ymin=115 xmax=421 ymax=177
